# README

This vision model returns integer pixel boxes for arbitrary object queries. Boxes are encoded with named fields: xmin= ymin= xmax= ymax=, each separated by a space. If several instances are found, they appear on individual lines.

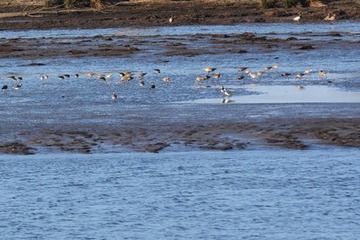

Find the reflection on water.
xmin=186 ymin=85 xmax=360 ymax=104
xmin=1 ymin=149 xmax=360 ymax=239
xmin=0 ymin=22 xmax=359 ymax=131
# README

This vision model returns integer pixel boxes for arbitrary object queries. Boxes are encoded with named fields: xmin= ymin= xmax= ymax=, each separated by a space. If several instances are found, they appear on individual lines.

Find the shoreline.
xmin=1 ymin=1 xmax=360 ymax=30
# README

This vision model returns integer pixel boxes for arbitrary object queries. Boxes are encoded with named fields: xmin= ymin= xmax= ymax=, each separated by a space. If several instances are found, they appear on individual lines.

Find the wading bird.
xmin=203 ymin=67 xmax=216 ymax=73
xmin=318 ymin=70 xmax=327 ymax=76
xmin=221 ymin=86 xmax=233 ymax=97
xmin=112 ymin=92 xmax=118 ymax=100
xmin=162 ymin=76 xmax=170 ymax=83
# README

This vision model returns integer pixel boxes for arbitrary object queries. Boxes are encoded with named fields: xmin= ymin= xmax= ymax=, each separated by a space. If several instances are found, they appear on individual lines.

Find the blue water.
xmin=1 ymin=149 xmax=359 ymax=239
xmin=1 ymin=22 xmax=360 ymax=239
xmin=1 ymin=21 xmax=359 ymax=39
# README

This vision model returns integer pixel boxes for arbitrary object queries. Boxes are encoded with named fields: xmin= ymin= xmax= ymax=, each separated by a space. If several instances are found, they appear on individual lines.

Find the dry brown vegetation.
xmin=0 ymin=0 xmax=359 ymax=29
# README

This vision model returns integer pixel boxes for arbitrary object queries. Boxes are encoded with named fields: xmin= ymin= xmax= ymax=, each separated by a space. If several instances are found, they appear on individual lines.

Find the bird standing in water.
xmin=203 ymin=67 xmax=216 ymax=74
xmin=221 ymin=86 xmax=233 ymax=97
xmin=138 ymin=72 xmax=147 ymax=79
xmin=13 ymin=83 xmax=22 ymax=90
xmin=112 ymin=92 xmax=118 ymax=100
xmin=162 ymin=76 xmax=170 ymax=83
xmin=139 ymin=80 xmax=145 ymax=87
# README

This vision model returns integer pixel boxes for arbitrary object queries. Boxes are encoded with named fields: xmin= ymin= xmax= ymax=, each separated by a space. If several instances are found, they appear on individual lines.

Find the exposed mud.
xmin=0 ymin=31 xmax=358 ymax=59
xmin=1 ymin=118 xmax=359 ymax=154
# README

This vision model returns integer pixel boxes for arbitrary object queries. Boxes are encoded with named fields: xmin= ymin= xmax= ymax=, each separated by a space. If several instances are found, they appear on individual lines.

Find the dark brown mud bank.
xmin=1 ymin=118 xmax=359 ymax=154
xmin=0 ymin=1 xmax=360 ymax=30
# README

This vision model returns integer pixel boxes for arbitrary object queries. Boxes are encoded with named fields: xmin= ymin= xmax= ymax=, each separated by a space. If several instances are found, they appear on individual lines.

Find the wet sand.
xmin=1 ymin=1 xmax=359 ymax=154
xmin=1 ymin=118 xmax=360 ymax=154
xmin=1 ymin=31 xmax=358 ymax=60
xmin=1 ymin=101 xmax=359 ymax=154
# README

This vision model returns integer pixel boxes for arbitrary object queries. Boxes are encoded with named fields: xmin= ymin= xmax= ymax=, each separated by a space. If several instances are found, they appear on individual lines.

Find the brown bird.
xmin=324 ymin=13 xmax=336 ymax=21
xmin=213 ymin=73 xmax=221 ymax=79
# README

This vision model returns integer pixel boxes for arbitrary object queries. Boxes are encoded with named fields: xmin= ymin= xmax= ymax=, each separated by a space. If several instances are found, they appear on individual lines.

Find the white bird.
xmin=40 ymin=74 xmax=49 ymax=80
xmin=248 ymin=72 xmax=258 ymax=79
xmin=13 ymin=83 xmax=22 ymax=90
xmin=162 ymin=76 xmax=170 ymax=83
xmin=303 ymin=69 xmax=312 ymax=74
xmin=272 ymin=64 xmax=280 ymax=69
xmin=84 ymin=72 xmax=94 ymax=77
xmin=169 ymin=16 xmax=175 ymax=24
xmin=203 ymin=67 xmax=216 ymax=73
xmin=221 ymin=86 xmax=233 ymax=96
xmin=111 ymin=92 xmax=118 ymax=100
xmin=293 ymin=13 xmax=302 ymax=22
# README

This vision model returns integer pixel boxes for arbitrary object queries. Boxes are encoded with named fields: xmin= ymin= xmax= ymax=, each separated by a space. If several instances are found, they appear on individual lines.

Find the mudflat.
xmin=0 ymin=0 xmax=359 ymax=154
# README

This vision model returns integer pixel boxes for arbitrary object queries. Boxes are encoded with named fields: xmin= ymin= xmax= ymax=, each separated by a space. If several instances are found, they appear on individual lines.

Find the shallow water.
xmin=1 ymin=23 xmax=360 ymax=238
xmin=1 ymin=149 xmax=360 ymax=239
xmin=0 ymin=22 xmax=359 ymax=148
xmin=2 ymin=21 xmax=360 ymax=39
xmin=186 ymin=85 xmax=360 ymax=104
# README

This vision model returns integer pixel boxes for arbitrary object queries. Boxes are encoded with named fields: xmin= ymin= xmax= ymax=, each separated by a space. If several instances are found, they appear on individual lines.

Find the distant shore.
xmin=0 ymin=0 xmax=360 ymax=30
